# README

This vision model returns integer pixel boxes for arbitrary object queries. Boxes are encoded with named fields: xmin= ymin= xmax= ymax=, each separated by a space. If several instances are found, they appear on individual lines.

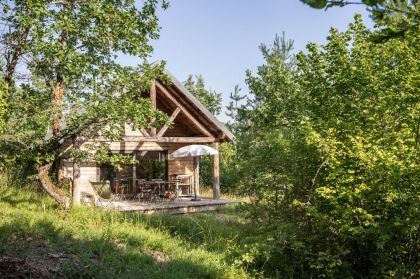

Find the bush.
xmin=232 ymin=16 xmax=420 ymax=278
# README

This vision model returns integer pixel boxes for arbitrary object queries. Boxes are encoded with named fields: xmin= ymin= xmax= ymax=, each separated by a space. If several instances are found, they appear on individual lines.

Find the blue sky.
xmin=124 ymin=1 xmax=373 ymax=122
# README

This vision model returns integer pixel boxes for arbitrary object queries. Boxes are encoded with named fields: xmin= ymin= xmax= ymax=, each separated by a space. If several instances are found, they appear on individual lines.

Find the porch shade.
xmin=171 ymin=144 xmax=218 ymax=158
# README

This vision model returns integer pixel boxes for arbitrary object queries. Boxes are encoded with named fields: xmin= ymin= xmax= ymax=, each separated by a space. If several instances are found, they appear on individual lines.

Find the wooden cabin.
xmin=60 ymin=68 xmax=234 ymax=206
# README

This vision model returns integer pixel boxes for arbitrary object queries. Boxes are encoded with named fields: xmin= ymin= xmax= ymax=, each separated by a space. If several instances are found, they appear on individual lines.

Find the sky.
xmin=123 ymin=1 xmax=374 ymax=122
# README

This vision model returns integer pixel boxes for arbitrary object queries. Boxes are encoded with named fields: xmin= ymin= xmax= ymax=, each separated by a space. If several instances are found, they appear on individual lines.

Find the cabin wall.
xmin=61 ymin=140 xmax=195 ymax=196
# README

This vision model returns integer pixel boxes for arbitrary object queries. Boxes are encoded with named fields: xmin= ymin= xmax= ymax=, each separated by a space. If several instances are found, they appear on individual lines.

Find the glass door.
xmin=135 ymin=151 xmax=168 ymax=180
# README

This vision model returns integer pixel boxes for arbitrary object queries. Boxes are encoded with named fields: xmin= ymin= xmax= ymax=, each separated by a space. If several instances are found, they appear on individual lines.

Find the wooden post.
xmin=150 ymin=80 xmax=157 ymax=136
xmin=132 ymin=153 xmax=136 ymax=193
xmin=212 ymin=142 xmax=220 ymax=199
xmin=191 ymin=156 xmax=201 ymax=201
xmin=72 ymin=136 xmax=82 ymax=205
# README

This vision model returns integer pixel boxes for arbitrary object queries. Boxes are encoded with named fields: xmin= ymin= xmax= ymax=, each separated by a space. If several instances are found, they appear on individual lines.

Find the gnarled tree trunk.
xmin=37 ymin=162 xmax=70 ymax=208
xmin=36 ymin=26 xmax=70 ymax=207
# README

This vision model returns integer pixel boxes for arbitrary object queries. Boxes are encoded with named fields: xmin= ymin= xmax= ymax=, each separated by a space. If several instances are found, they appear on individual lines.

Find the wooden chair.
xmin=136 ymin=179 xmax=156 ymax=202
xmin=172 ymin=175 xmax=192 ymax=197
xmin=166 ymin=181 xmax=182 ymax=201
xmin=115 ymin=178 xmax=131 ymax=200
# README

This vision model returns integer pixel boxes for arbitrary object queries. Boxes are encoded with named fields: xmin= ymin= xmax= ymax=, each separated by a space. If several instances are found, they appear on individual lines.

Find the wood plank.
xmin=132 ymin=153 xmax=136 ymax=185
xmin=157 ymin=107 xmax=181 ymax=137
xmin=124 ymin=136 xmax=215 ymax=143
xmin=91 ymin=136 xmax=215 ymax=143
xmin=99 ymin=198 xmax=232 ymax=214
xmin=156 ymin=82 xmax=213 ymax=137
xmin=140 ymin=129 xmax=150 ymax=137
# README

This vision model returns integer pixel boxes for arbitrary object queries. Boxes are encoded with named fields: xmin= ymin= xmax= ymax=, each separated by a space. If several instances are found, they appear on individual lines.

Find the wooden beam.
xmin=131 ymin=136 xmax=215 ymax=143
xmin=140 ymin=129 xmax=150 ymax=137
xmin=91 ymin=136 xmax=215 ymax=143
xmin=150 ymin=80 xmax=157 ymax=136
xmin=132 ymin=153 xmax=136 ymax=193
xmin=156 ymin=82 xmax=213 ymax=137
xmin=212 ymin=142 xmax=220 ymax=199
xmin=156 ymin=107 xmax=181 ymax=137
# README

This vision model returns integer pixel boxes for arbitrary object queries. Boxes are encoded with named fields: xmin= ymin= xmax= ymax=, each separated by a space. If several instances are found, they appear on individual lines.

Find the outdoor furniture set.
xmin=87 ymin=175 xmax=192 ymax=206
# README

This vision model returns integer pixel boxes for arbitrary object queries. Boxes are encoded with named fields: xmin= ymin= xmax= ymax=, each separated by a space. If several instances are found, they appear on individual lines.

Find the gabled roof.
xmin=160 ymin=67 xmax=234 ymax=142
xmin=47 ymin=64 xmax=234 ymax=143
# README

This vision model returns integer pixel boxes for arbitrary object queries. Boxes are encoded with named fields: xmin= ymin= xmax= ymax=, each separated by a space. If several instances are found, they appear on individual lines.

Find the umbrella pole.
xmin=191 ymin=156 xmax=201 ymax=201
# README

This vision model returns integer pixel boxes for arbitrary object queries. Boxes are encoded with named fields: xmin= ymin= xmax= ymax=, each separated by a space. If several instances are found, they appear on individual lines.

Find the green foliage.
xmin=231 ymin=16 xmax=419 ymax=277
xmin=184 ymin=74 xmax=222 ymax=116
xmin=301 ymin=0 xmax=328 ymax=9
xmin=300 ymin=0 xmax=419 ymax=41
xmin=0 ymin=1 xmax=170 ymax=180
xmin=225 ymin=85 xmax=245 ymax=129
xmin=198 ymin=142 xmax=239 ymax=193
xmin=0 ymin=81 xmax=9 ymax=132
xmin=0 ymin=178 xmax=248 ymax=278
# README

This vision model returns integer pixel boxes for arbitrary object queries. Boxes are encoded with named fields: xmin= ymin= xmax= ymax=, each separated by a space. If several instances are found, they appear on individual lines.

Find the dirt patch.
xmin=148 ymin=250 xmax=170 ymax=265
xmin=0 ymin=256 xmax=53 ymax=279
xmin=1 ymin=236 xmax=75 ymax=278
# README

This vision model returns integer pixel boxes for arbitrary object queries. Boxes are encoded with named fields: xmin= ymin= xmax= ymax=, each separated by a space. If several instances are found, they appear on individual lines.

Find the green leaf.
xmin=301 ymin=0 xmax=327 ymax=9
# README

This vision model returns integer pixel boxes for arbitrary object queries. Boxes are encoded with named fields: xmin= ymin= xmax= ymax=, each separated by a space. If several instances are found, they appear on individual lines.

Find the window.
xmin=135 ymin=151 xmax=168 ymax=180
xmin=98 ymin=151 xmax=168 ymax=193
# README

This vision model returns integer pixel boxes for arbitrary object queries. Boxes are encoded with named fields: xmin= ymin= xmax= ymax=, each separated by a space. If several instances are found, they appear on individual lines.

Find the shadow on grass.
xmin=0 ymin=218 xmax=227 ymax=279
xmin=0 ymin=192 xmax=46 ymax=207
xmin=120 ymin=205 xmax=255 ymax=256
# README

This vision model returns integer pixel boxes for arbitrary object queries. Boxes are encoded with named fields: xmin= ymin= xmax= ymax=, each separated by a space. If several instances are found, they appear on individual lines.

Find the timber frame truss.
xmin=123 ymin=80 xmax=216 ymax=144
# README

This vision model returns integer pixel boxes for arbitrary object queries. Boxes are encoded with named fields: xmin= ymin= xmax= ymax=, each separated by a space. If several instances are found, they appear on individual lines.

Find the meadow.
xmin=0 ymin=180 xmax=256 ymax=278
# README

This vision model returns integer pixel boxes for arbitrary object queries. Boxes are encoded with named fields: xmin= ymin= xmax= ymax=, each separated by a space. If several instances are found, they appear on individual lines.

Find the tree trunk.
xmin=1 ymin=27 xmax=29 ymax=130
xmin=50 ymin=27 xmax=68 ymax=179
xmin=52 ymin=79 xmax=64 ymax=137
xmin=37 ymin=162 xmax=71 ymax=208
xmin=3 ymin=27 xmax=29 ymax=86
xmin=39 ymin=25 xmax=68 ymax=206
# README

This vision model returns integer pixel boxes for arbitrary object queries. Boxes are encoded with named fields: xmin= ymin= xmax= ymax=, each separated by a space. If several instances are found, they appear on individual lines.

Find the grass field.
xmin=0 ymin=180 xmax=257 ymax=278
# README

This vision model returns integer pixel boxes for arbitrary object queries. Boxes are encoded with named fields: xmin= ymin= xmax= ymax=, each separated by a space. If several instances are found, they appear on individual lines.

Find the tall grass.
xmin=0 ymin=177 xmax=253 ymax=278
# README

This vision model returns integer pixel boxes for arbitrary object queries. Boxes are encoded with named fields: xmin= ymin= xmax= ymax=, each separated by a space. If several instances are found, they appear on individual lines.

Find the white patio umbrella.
xmin=171 ymin=145 xmax=219 ymax=201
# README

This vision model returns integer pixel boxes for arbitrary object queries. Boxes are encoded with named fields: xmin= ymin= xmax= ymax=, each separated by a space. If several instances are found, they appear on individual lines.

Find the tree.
xmin=300 ymin=0 xmax=420 ymax=41
xmin=0 ymin=0 xmax=170 ymax=208
xmin=233 ymin=16 xmax=419 ymax=277
xmin=184 ymin=74 xmax=222 ymax=115
xmin=225 ymin=84 xmax=245 ymax=130
xmin=0 ymin=1 xmax=31 ymax=132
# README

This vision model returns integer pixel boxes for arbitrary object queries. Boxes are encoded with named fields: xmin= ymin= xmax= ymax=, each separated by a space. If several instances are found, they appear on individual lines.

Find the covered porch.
xmin=93 ymin=142 xmax=221 ymax=201
xmin=76 ymin=143 xmax=226 ymax=213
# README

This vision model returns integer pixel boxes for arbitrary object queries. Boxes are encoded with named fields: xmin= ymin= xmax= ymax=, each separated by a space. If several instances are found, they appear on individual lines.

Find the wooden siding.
xmin=62 ymin=141 xmax=195 ymax=196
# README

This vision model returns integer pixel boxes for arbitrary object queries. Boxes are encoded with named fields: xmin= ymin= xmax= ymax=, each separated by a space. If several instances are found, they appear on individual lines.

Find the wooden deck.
xmin=99 ymin=198 xmax=232 ymax=214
